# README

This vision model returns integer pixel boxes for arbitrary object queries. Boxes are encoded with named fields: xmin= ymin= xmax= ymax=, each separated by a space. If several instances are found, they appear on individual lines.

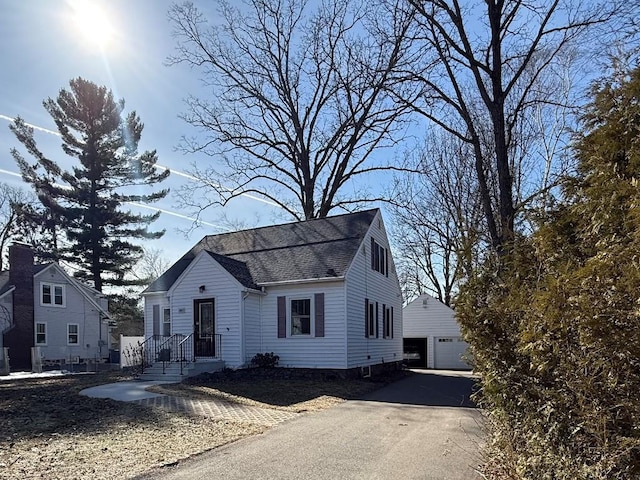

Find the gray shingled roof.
xmin=144 ymin=209 xmax=378 ymax=293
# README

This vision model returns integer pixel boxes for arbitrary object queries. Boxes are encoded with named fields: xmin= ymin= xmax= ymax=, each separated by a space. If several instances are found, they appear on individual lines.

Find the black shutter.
xmin=314 ymin=293 xmax=325 ymax=337
xmin=391 ymin=306 xmax=394 ymax=338
xmin=385 ymin=248 xmax=389 ymax=277
xmin=375 ymin=302 xmax=379 ymax=338
xmin=382 ymin=303 xmax=386 ymax=338
xmin=370 ymin=237 xmax=375 ymax=270
xmin=365 ymin=298 xmax=369 ymax=337
xmin=152 ymin=305 xmax=160 ymax=336
xmin=277 ymin=296 xmax=286 ymax=338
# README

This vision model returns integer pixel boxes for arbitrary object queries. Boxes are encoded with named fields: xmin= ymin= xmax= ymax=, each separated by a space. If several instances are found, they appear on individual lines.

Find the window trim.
xmin=40 ymin=282 xmax=66 ymax=307
xmin=35 ymin=322 xmax=47 ymax=345
xmin=289 ymin=296 xmax=314 ymax=337
xmin=67 ymin=323 xmax=79 ymax=345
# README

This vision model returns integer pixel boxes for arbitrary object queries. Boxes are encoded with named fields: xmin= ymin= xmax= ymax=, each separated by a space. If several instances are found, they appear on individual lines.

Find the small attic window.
xmin=377 ymin=218 xmax=381 ymax=229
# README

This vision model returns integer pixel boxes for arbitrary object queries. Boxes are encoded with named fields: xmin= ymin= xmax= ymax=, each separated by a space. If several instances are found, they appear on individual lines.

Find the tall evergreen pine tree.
xmin=10 ymin=78 xmax=169 ymax=292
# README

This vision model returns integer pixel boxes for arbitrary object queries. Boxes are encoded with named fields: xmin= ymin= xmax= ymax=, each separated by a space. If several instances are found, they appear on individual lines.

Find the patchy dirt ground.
xmin=0 ymin=372 xmax=264 ymax=479
xmin=0 ymin=369 xmax=407 ymax=479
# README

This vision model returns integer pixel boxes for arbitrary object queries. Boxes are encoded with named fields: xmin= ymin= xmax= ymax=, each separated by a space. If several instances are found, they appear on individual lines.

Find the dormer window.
xmin=41 ymin=283 xmax=65 ymax=307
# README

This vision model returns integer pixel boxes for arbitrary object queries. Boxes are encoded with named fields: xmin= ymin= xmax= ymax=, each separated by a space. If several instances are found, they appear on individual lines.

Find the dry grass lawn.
xmin=0 ymin=369 xmax=406 ymax=479
xmin=0 ymin=372 xmax=264 ymax=479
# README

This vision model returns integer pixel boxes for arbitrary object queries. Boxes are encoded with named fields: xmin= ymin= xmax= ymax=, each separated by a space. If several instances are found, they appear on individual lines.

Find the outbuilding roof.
xmin=143 ymin=209 xmax=379 ymax=293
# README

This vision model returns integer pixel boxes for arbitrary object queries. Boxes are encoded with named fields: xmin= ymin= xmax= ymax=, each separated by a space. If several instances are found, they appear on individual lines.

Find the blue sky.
xmin=0 ymin=0 xmax=287 ymax=265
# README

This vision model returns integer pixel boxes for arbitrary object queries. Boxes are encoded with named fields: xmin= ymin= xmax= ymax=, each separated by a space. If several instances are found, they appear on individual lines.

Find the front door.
xmin=194 ymin=299 xmax=215 ymax=356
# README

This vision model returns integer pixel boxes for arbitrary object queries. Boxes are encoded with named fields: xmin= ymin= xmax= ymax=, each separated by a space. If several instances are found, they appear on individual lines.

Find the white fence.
xmin=120 ymin=335 xmax=144 ymax=368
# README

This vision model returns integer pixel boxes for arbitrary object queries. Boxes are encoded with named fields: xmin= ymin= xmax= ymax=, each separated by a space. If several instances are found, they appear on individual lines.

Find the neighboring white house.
xmin=0 ymin=244 xmax=110 ymax=370
xmin=402 ymin=294 xmax=470 ymax=370
xmin=142 ymin=209 xmax=403 ymax=373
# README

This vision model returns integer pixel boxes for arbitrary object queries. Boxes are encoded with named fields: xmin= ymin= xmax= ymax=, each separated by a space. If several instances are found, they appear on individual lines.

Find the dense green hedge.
xmin=457 ymin=66 xmax=640 ymax=479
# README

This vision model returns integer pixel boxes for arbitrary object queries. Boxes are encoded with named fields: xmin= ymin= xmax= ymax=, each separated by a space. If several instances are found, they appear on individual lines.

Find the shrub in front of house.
xmin=250 ymin=352 xmax=280 ymax=368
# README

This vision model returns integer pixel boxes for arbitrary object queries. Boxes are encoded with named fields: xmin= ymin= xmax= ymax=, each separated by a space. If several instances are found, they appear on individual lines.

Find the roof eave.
xmin=258 ymin=276 xmax=345 ymax=287
xmin=141 ymin=290 xmax=168 ymax=296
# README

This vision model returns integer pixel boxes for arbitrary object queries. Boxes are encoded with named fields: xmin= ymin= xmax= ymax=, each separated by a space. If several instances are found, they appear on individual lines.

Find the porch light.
xmin=199 ymin=285 xmax=206 ymax=293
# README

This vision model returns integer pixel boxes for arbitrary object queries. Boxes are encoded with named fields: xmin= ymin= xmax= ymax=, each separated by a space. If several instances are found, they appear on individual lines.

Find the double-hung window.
xmin=370 ymin=238 xmax=388 ymax=276
xmin=277 ymin=294 xmax=324 ymax=339
xmin=291 ymin=299 xmax=311 ymax=335
xmin=67 ymin=324 xmax=79 ymax=345
xmin=41 ymin=283 xmax=65 ymax=307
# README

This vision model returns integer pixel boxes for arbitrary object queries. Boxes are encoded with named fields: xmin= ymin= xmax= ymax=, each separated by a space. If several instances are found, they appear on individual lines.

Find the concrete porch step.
xmin=139 ymin=359 xmax=225 ymax=382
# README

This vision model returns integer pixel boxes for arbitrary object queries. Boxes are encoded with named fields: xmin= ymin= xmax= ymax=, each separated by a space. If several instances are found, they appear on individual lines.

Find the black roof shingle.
xmin=144 ymin=209 xmax=378 ymax=293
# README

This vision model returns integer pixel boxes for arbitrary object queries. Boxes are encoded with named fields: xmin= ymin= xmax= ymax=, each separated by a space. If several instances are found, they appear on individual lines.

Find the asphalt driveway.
xmin=139 ymin=370 xmax=484 ymax=480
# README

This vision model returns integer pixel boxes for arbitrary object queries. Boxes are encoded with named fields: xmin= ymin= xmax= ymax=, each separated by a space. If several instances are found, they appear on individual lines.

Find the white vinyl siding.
xmin=243 ymin=293 xmax=262 ymax=364
xmin=261 ymin=282 xmax=346 ymax=369
xmin=345 ymin=211 xmax=403 ymax=368
xmin=168 ymin=252 xmax=245 ymax=368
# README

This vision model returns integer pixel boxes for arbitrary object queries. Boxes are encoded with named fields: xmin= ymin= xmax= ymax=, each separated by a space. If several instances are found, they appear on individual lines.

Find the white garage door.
xmin=434 ymin=337 xmax=469 ymax=370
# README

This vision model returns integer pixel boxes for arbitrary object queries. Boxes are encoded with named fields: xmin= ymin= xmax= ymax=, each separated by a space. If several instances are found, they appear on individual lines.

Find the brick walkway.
xmin=134 ymin=395 xmax=299 ymax=426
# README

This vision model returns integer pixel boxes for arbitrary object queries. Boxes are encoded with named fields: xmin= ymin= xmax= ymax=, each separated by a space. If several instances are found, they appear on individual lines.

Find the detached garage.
xmin=403 ymin=294 xmax=471 ymax=370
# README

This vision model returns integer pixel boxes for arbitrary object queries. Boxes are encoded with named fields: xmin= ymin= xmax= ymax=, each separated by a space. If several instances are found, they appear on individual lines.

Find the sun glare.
xmin=69 ymin=1 xmax=114 ymax=50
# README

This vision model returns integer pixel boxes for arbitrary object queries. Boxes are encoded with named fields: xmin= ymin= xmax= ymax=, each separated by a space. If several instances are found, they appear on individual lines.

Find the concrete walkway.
xmin=139 ymin=370 xmax=484 ymax=480
xmin=80 ymin=381 xmax=172 ymax=402
xmin=80 ymin=380 xmax=298 ymax=426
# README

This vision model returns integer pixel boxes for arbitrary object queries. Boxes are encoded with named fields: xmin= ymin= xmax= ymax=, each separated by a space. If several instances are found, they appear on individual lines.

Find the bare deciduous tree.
xmin=403 ymin=0 xmax=632 ymax=253
xmin=132 ymin=247 xmax=171 ymax=286
xmin=0 ymin=183 xmax=37 ymax=270
xmin=391 ymin=133 xmax=484 ymax=305
xmin=168 ymin=0 xmax=420 ymax=220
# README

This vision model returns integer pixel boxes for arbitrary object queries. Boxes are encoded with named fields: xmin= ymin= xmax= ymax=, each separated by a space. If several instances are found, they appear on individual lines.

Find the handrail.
xmin=139 ymin=334 xmax=161 ymax=374
xmin=178 ymin=333 xmax=193 ymax=375
xmin=140 ymin=333 xmax=222 ymax=375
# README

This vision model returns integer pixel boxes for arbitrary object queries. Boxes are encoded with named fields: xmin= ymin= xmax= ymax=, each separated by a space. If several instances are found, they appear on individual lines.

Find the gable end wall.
xmin=345 ymin=212 xmax=403 ymax=368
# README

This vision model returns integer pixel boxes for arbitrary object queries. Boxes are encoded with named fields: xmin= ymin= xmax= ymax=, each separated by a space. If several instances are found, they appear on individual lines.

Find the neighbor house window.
xmin=370 ymin=238 xmax=388 ymax=276
xmin=162 ymin=308 xmax=171 ymax=336
xmin=36 ymin=322 xmax=47 ymax=345
xmin=291 ymin=298 xmax=311 ymax=335
xmin=67 ymin=324 xmax=79 ymax=345
xmin=41 ymin=283 xmax=65 ymax=307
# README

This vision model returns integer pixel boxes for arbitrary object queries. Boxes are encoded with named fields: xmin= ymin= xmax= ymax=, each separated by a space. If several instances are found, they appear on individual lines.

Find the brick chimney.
xmin=3 ymin=244 xmax=35 ymax=369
